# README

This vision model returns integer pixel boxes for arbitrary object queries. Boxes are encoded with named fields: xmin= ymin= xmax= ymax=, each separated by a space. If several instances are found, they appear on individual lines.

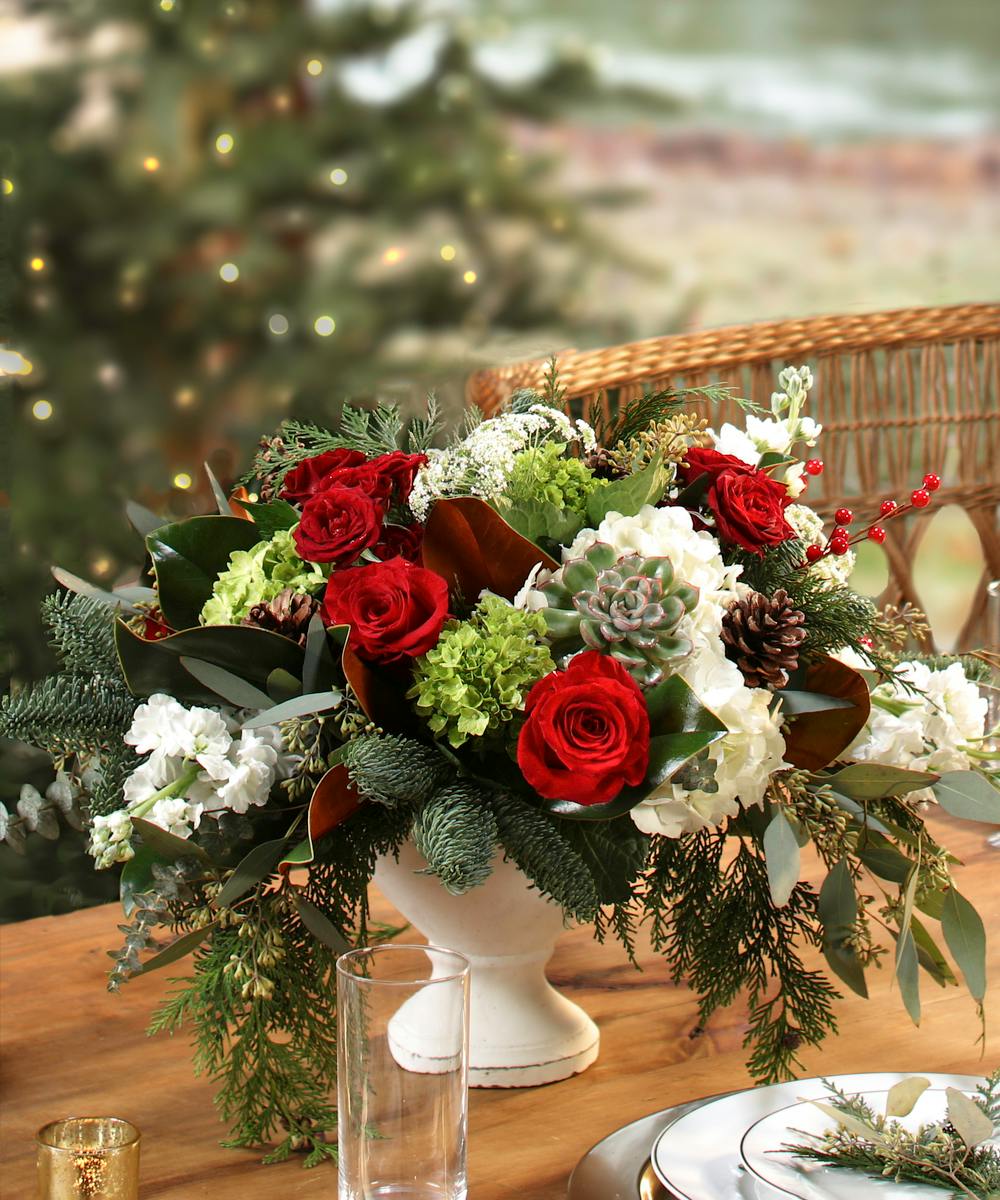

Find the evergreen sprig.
xmin=0 ymin=675 xmax=135 ymax=759
xmin=41 ymin=592 xmax=121 ymax=677
xmin=413 ymin=782 xmax=498 ymax=894
xmin=341 ymin=733 xmax=453 ymax=807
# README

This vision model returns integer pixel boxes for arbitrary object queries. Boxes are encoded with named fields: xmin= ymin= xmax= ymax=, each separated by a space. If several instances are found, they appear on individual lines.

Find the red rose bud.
xmin=805 ymin=544 xmax=824 ymax=563
xmin=294 ymin=486 xmax=385 ymax=564
xmin=867 ymin=525 xmax=886 ymax=544
xmin=373 ymin=521 xmax=423 ymax=563
xmin=706 ymin=469 xmax=795 ymax=556
xmin=369 ymin=450 xmax=429 ymax=504
xmin=834 ymin=507 xmax=854 ymax=525
xmin=321 ymin=557 xmax=449 ymax=663
xmin=804 ymin=459 xmax=824 ymax=476
xmin=880 ymin=498 xmax=898 ymax=516
xmin=280 ymin=449 xmax=366 ymax=504
xmin=911 ymin=488 xmax=931 ymax=508
xmin=923 ymin=473 xmax=941 ymax=492
xmin=517 ymin=652 xmax=650 ymax=806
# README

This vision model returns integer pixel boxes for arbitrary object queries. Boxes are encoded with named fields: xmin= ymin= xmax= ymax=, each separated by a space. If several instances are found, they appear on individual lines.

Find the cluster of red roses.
xmin=679 ymin=447 xmax=795 ymax=555
xmin=281 ymin=449 xmax=451 ymax=665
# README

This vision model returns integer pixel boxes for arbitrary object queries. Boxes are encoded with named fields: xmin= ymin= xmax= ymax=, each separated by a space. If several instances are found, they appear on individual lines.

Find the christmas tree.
xmin=0 ymin=0 xmax=636 ymax=912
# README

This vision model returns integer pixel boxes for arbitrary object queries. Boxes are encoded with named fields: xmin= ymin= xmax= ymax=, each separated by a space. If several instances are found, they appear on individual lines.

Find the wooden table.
xmin=3 ymin=815 xmax=998 ymax=1198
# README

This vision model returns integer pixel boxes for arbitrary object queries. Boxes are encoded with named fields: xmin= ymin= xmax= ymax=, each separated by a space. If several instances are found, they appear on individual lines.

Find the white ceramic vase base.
xmin=373 ymin=843 xmax=600 ymax=1089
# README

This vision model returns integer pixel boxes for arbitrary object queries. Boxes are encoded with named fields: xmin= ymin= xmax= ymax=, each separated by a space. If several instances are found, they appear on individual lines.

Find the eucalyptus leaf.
xmin=932 ymin=770 xmax=1000 ymax=825
xmin=941 ymin=887 xmax=987 ymax=1002
xmin=293 ymin=893 xmax=351 ymax=953
xmin=818 ymin=858 xmax=858 ymax=940
xmin=763 ymin=808 xmax=801 ymax=907
xmin=777 ymin=690 xmax=853 ymax=716
xmin=302 ymin=614 xmax=327 ymax=694
xmin=895 ymin=927 xmax=921 ymax=1025
xmin=810 ymin=1101 xmax=881 ymax=1141
xmin=824 ymin=763 xmax=939 ymax=801
xmin=242 ymin=690 xmax=343 ymax=730
xmin=214 ymin=839 xmax=289 ymax=909
xmin=120 ymin=845 xmax=160 ymax=917
xmin=946 ymin=1087 xmax=995 ymax=1148
xmin=180 ymin=658 xmax=273 ymax=711
xmin=126 ymin=500 xmax=168 ymax=538
xmin=857 ymin=832 xmax=914 ymax=884
xmin=138 ymin=921 xmax=218 ymax=976
xmin=885 ymin=1076 xmax=930 ymax=1118
xmin=822 ymin=943 xmax=869 ymax=998
xmin=910 ymin=915 xmax=958 ymax=987
xmin=51 ymin=567 xmax=142 ymax=615
xmin=203 ymin=461 xmax=233 ymax=516
xmin=267 ymin=668 xmax=302 ymax=702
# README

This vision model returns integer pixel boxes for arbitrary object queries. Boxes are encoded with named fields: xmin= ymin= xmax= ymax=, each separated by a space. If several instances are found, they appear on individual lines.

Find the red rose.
xmin=294 ymin=486 xmax=385 ymax=565
xmin=517 ymin=652 xmax=650 ymax=806
xmin=370 ymin=451 xmax=428 ymax=504
xmin=281 ymin=449 xmax=366 ymax=504
xmin=709 ymin=470 xmax=794 ymax=555
xmin=321 ymin=557 xmax=449 ymax=662
xmin=679 ymin=447 xmax=755 ymax=485
xmin=322 ymin=462 xmax=395 ymax=503
xmin=374 ymin=522 xmax=423 ymax=563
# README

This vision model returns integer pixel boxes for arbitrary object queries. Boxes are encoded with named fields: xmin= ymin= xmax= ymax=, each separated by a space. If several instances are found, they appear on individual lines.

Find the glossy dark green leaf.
xmin=559 ymin=817 xmax=648 ymax=904
xmin=941 ymin=887 xmax=987 ymax=1002
xmin=214 ymin=839 xmax=289 ymax=909
xmin=302 ymin=614 xmax=327 ymax=694
xmin=180 ymin=658 xmax=273 ymax=710
xmin=139 ymin=921 xmax=219 ymax=976
xmin=825 ymin=763 xmax=939 ymax=801
xmin=644 ymin=673 xmax=726 ymax=734
xmin=293 ymin=893 xmax=351 ymax=953
xmin=645 ymin=730 xmax=727 ymax=787
xmin=116 ymin=620 xmax=304 ymax=706
xmin=586 ymin=454 xmax=668 ymax=526
xmin=763 ymin=808 xmax=801 ymax=908
xmin=932 ymin=770 xmax=1000 ymax=825
xmin=147 ymin=515 xmax=262 ymax=630
xmin=234 ymin=499 xmax=300 ymax=538
xmin=132 ymin=817 xmax=211 ymax=864
xmin=781 ymin=656 xmax=871 ymax=771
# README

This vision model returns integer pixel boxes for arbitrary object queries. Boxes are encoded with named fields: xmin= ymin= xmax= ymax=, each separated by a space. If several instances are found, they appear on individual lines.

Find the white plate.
xmin=741 ymin=1082 xmax=989 ymax=1200
xmin=650 ymin=1073 xmax=980 ymax=1200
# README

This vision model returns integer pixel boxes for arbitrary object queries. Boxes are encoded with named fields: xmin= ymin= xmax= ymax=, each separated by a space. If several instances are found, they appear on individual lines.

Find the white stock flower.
xmin=146 ymin=796 xmax=203 ymax=839
xmin=712 ymin=422 xmax=759 ymax=465
xmin=89 ymin=810 xmax=135 ymax=868
xmin=125 ymin=694 xmax=232 ymax=767
xmin=785 ymin=504 xmax=855 ymax=585
xmin=211 ymin=730 xmax=281 ymax=814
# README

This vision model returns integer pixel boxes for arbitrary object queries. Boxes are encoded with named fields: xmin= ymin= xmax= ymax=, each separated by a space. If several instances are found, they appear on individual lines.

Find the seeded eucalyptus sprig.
xmin=784 ymin=1072 xmax=1000 ymax=1199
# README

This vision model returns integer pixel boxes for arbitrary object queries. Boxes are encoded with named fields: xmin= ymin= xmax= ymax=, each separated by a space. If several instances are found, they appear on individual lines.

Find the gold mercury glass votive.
xmin=36 ymin=1118 xmax=140 ymax=1200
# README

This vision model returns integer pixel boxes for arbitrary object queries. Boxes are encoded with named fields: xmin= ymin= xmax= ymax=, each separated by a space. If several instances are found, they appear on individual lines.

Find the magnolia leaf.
xmin=559 ymin=817 xmax=648 ymax=904
xmin=242 ymin=689 xmax=343 ymax=730
xmin=421 ymin=496 xmax=557 ymax=604
xmin=781 ymin=657 xmax=871 ymax=771
xmin=645 ymin=674 xmax=727 ymax=734
xmin=214 ymin=839 xmax=289 ymax=909
xmin=586 ymin=453 xmax=668 ymax=526
xmin=895 ymin=928 xmax=921 ymax=1025
xmin=233 ymin=499 xmax=300 ymax=538
xmin=763 ymin=808 xmax=801 ymax=907
xmin=267 ymin=668 xmax=302 ymax=702
xmin=341 ymin=643 xmax=415 ymax=733
xmin=885 ymin=1076 xmax=931 ymax=1117
xmin=139 ymin=921 xmax=219 ymax=976
xmin=203 ymin=461 xmax=232 ymax=516
xmin=277 ymin=755 xmax=353 ymax=873
xmin=941 ymin=888 xmax=987 ymax=1002
xmin=946 ymin=1087 xmax=995 ymax=1148
xmin=932 ymin=770 xmax=1000 ymax=824
xmin=180 ymin=657 xmax=273 ymax=711
xmin=147 ymin=515 xmax=262 ymax=630
xmin=293 ymin=893 xmax=351 ymax=954
xmin=810 ymin=1101 xmax=881 ymax=1141
xmin=825 ymin=763 xmax=939 ymax=801
xmin=131 ymin=817 xmax=211 ymax=864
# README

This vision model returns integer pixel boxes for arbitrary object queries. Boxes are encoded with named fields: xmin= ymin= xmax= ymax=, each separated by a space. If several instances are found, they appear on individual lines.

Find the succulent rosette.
xmin=3 ymin=370 xmax=997 ymax=1162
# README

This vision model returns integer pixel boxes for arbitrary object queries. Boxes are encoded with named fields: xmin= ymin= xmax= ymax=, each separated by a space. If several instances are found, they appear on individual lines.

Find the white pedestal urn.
xmin=373 ymin=840 xmax=600 ymax=1088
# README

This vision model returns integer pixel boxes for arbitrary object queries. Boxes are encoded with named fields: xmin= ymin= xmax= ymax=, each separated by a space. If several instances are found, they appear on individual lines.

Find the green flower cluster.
xmin=507 ymin=442 xmax=598 ymax=515
xmin=409 ymin=595 xmax=554 ymax=748
xmin=200 ymin=528 xmax=326 ymax=626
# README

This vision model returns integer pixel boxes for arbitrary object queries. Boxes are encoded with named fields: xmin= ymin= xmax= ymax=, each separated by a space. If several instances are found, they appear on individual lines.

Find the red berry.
xmin=911 ymin=488 xmax=931 ymax=508
xmin=804 ymin=459 xmax=824 ymax=476
xmin=923 ymin=473 xmax=941 ymax=492
xmin=859 ymin=635 xmax=875 ymax=649
xmin=880 ymin=498 xmax=898 ymax=517
xmin=830 ymin=539 xmax=850 ymax=556
xmin=805 ymin=544 xmax=824 ymax=563
xmin=835 ymin=507 xmax=854 ymax=525
xmin=867 ymin=525 xmax=886 ymax=543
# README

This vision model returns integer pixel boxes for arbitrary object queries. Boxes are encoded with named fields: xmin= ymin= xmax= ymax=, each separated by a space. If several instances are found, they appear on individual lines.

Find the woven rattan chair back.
xmin=468 ymin=303 xmax=1000 ymax=650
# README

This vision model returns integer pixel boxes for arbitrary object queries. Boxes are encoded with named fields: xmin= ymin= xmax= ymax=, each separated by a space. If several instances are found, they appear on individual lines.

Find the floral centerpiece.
xmin=3 ymin=366 xmax=998 ymax=1163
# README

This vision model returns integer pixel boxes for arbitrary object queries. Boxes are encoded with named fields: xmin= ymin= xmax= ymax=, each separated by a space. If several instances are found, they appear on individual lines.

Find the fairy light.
xmin=0 ymin=348 xmax=33 ymax=376
xmin=219 ymin=262 xmax=240 ymax=283
xmin=313 ymin=315 xmax=336 ymax=337
xmin=143 ymin=156 xmax=161 ymax=172
xmin=247 ymin=491 xmax=259 ymax=503
xmin=91 ymin=556 xmax=112 ymax=576
xmin=215 ymin=132 xmax=235 ymax=155
xmin=2 ymin=178 xmax=15 ymax=195
xmin=29 ymin=256 xmax=46 ymax=272
xmin=463 ymin=270 xmax=477 ymax=285
xmin=173 ymin=471 xmax=193 ymax=490
xmin=329 ymin=167 xmax=348 ymax=186
xmin=31 ymin=398 xmax=53 ymax=421
xmin=439 ymin=244 xmax=456 ymax=261
xmin=159 ymin=0 xmax=175 ymax=9
xmin=268 ymin=313 xmax=289 ymax=335
xmin=306 ymin=58 xmax=324 ymax=76
xmin=382 ymin=246 xmax=404 ymax=265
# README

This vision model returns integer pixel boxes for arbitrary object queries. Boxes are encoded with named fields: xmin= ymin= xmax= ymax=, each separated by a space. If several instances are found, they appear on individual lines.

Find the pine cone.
xmin=721 ymin=589 xmax=806 ymax=689
xmin=242 ymin=588 xmax=317 ymax=645
xmin=540 ymin=542 xmax=699 ymax=687
xmin=585 ymin=447 xmax=628 ymax=480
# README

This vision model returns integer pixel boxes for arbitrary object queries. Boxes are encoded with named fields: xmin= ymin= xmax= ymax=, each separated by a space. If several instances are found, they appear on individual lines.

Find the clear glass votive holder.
xmin=36 ymin=1117 xmax=140 ymax=1200
xmin=337 ymin=944 xmax=470 ymax=1200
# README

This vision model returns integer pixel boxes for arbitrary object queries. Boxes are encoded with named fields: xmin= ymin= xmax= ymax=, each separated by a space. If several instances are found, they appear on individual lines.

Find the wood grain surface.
xmin=2 ymin=814 xmax=998 ymax=1199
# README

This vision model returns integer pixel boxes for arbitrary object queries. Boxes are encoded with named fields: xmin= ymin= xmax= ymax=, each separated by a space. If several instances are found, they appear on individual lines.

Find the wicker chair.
xmin=468 ymin=303 xmax=1000 ymax=650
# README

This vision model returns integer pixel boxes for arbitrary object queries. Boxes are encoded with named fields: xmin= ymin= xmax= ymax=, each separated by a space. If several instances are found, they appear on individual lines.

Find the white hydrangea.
xmin=785 ymin=503 xmax=855 ymax=586
xmin=631 ymin=641 xmax=787 ymax=837
xmin=847 ymin=659 xmax=988 ymax=795
xmin=408 ymin=404 xmax=597 ymax=521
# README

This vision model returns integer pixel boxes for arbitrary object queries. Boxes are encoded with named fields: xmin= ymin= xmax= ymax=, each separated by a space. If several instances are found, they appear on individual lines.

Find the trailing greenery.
xmin=646 ymin=825 xmax=840 ymax=1083
xmin=413 ymin=782 xmax=498 ymax=894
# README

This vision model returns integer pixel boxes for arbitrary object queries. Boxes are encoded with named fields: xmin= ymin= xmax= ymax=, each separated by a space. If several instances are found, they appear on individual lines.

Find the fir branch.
xmin=413 ymin=782 xmax=498 ymax=894
xmin=341 ymin=733 xmax=453 ymax=807
xmin=41 ymin=591 xmax=121 ymax=677
xmin=0 ymin=674 xmax=135 ymax=759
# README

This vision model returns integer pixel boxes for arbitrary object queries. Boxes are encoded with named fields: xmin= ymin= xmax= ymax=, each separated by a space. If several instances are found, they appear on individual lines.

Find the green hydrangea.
xmin=408 ymin=595 xmax=554 ymax=748
xmin=200 ymin=527 xmax=327 ymax=626
xmin=507 ymin=441 xmax=598 ymax=515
